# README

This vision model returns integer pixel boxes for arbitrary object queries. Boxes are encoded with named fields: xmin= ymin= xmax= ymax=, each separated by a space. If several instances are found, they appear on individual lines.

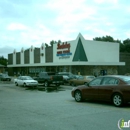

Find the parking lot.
xmin=0 ymin=81 xmax=130 ymax=130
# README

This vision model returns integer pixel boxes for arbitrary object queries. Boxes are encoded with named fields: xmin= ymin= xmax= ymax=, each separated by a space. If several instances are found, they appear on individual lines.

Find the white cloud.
xmin=126 ymin=31 xmax=130 ymax=38
xmin=7 ymin=23 xmax=28 ymax=30
xmin=94 ymin=0 xmax=118 ymax=4
xmin=0 ymin=0 xmax=130 ymax=58
xmin=47 ymin=0 xmax=96 ymax=25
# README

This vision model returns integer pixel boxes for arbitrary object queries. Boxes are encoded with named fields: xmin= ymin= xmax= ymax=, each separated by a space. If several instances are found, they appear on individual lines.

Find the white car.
xmin=14 ymin=76 xmax=38 ymax=87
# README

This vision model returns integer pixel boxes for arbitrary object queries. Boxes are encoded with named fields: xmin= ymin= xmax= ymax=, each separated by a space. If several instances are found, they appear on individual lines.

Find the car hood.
xmin=23 ymin=80 xmax=37 ymax=82
xmin=73 ymin=85 xmax=87 ymax=90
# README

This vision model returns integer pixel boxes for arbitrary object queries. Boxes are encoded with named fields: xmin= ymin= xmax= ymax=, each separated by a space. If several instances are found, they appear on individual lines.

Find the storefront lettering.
xmin=57 ymin=42 xmax=70 ymax=49
xmin=59 ymin=56 xmax=70 ymax=59
xmin=57 ymin=42 xmax=72 ymax=57
xmin=57 ymin=51 xmax=62 ymax=54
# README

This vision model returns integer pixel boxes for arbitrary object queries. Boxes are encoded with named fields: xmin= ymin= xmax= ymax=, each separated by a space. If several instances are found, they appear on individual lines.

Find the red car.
xmin=71 ymin=75 xmax=130 ymax=107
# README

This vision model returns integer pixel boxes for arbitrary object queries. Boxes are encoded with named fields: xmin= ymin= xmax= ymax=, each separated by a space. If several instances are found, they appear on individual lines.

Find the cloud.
xmin=94 ymin=0 xmax=118 ymax=4
xmin=7 ymin=23 xmax=28 ymax=30
xmin=0 ymin=0 xmax=130 ymax=58
xmin=0 ymin=46 xmax=15 ymax=58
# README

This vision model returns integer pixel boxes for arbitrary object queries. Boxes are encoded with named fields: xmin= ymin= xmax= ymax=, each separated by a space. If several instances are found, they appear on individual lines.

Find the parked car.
xmin=69 ymin=75 xmax=94 ymax=86
xmin=57 ymin=72 xmax=75 ymax=80
xmin=14 ymin=76 xmax=38 ymax=87
xmin=73 ymin=75 xmax=81 ymax=79
xmin=84 ymin=75 xmax=95 ymax=80
xmin=71 ymin=75 xmax=130 ymax=107
xmin=0 ymin=74 xmax=11 ymax=81
xmin=33 ymin=72 xmax=63 ymax=87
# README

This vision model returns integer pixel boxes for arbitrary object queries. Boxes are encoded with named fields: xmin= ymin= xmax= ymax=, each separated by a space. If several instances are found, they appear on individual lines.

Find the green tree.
xmin=0 ymin=56 xmax=8 ymax=66
xmin=123 ymin=38 xmax=130 ymax=53
xmin=45 ymin=43 xmax=49 ymax=48
xmin=50 ymin=40 xmax=58 ymax=46
xmin=93 ymin=35 xmax=118 ymax=42
xmin=58 ymin=40 xmax=62 ymax=43
xmin=93 ymin=36 xmax=127 ymax=52
xmin=50 ymin=40 xmax=55 ymax=46
xmin=120 ymin=43 xmax=125 ymax=52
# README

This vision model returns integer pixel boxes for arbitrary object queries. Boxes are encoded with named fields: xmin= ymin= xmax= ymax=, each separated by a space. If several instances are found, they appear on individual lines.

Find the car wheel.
xmin=15 ymin=82 xmax=18 ymax=86
xmin=23 ymin=83 xmax=27 ymax=87
xmin=112 ymin=93 xmax=123 ymax=107
xmin=74 ymin=90 xmax=82 ymax=102
xmin=44 ymin=81 xmax=49 ymax=87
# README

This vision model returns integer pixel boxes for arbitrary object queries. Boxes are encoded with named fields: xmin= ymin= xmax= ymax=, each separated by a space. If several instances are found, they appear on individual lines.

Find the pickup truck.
xmin=33 ymin=72 xmax=63 ymax=87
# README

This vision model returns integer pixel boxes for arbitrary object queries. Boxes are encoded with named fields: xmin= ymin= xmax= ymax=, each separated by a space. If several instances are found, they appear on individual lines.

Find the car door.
xmin=18 ymin=76 xmax=24 ymax=85
xmin=97 ymin=77 xmax=119 ymax=101
xmin=76 ymin=76 xmax=84 ymax=85
xmin=70 ymin=77 xmax=80 ymax=85
xmin=83 ymin=77 xmax=103 ymax=100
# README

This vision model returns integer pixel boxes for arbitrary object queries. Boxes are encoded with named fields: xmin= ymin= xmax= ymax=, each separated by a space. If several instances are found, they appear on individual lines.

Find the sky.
xmin=0 ymin=0 xmax=130 ymax=58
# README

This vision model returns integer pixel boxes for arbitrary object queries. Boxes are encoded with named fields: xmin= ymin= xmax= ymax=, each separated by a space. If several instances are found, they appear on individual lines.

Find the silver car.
xmin=14 ymin=76 xmax=38 ymax=87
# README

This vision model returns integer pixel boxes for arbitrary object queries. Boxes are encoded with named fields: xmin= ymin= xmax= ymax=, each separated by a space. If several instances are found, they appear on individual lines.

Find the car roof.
xmin=58 ymin=72 xmax=72 ymax=73
xmin=20 ymin=76 xmax=31 ymax=77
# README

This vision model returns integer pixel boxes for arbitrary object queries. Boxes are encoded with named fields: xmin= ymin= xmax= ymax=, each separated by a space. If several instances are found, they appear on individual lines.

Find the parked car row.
xmin=13 ymin=71 xmax=95 ymax=88
xmin=14 ymin=72 xmax=64 ymax=88
xmin=56 ymin=72 xmax=95 ymax=86
xmin=2 ymin=71 xmax=130 ymax=107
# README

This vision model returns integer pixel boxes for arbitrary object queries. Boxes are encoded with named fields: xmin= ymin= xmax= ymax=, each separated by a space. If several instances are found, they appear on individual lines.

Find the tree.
xmin=50 ymin=40 xmax=55 ymax=46
xmin=123 ymin=38 xmax=130 ymax=53
xmin=120 ymin=43 xmax=126 ymax=52
xmin=58 ymin=40 xmax=62 ymax=43
xmin=0 ymin=56 xmax=8 ymax=66
xmin=45 ymin=43 xmax=49 ymax=48
xmin=93 ymin=36 xmax=128 ymax=52
xmin=93 ymin=35 xmax=119 ymax=43
xmin=50 ymin=40 xmax=58 ymax=46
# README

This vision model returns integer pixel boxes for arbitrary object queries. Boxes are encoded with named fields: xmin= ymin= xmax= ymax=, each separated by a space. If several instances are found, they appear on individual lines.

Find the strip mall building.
xmin=7 ymin=33 xmax=125 ymax=76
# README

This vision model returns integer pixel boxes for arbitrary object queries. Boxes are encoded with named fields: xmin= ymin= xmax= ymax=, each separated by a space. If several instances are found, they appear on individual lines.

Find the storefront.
xmin=7 ymin=33 xmax=125 ymax=76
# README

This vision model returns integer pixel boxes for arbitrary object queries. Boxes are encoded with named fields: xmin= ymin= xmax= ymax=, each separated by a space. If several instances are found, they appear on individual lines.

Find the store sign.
xmin=57 ymin=42 xmax=72 ymax=59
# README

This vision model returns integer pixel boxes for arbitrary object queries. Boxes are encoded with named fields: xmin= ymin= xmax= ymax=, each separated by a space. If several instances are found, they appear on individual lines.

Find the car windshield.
xmin=120 ymin=77 xmax=130 ymax=84
xmin=2 ymin=74 xmax=9 ymax=78
xmin=78 ymin=76 xmax=84 ymax=79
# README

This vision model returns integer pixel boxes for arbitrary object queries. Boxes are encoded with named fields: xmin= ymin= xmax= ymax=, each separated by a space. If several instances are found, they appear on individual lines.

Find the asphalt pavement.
xmin=0 ymin=82 xmax=130 ymax=130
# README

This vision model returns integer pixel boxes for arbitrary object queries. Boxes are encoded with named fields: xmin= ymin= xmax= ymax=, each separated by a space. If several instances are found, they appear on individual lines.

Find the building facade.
xmin=7 ymin=33 xmax=125 ymax=76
